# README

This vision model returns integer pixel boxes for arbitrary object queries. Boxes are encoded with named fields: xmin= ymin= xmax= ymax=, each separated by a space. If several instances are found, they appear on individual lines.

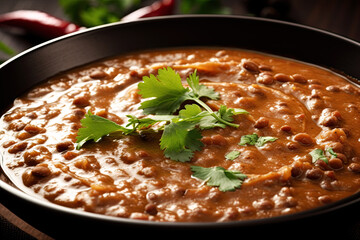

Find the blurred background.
xmin=0 ymin=0 xmax=359 ymax=62
xmin=0 ymin=0 xmax=359 ymax=239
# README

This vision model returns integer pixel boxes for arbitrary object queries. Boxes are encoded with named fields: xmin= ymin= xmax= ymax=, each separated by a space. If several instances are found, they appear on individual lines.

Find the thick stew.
xmin=1 ymin=48 xmax=360 ymax=222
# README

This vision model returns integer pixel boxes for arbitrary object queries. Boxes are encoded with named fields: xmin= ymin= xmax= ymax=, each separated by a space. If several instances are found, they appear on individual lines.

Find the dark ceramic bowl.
xmin=0 ymin=15 xmax=359 ymax=239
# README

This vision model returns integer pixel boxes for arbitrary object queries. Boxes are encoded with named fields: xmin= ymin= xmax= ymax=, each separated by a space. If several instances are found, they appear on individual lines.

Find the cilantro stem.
xmin=192 ymin=98 xmax=239 ymax=128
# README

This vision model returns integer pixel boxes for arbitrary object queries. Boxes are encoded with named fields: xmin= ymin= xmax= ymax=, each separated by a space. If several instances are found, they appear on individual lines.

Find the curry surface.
xmin=1 ymin=48 xmax=360 ymax=222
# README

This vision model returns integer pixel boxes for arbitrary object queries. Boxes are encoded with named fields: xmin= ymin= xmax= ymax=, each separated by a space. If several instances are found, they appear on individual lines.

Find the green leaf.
xmin=138 ymin=67 xmax=222 ymax=115
xmin=225 ymin=150 xmax=241 ymax=161
xmin=230 ymin=108 xmax=250 ymax=115
xmin=309 ymin=149 xmax=329 ymax=164
xmin=217 ymin=105 xmax=249 ymax=123
xmin=138 ymin=67 xmax=191 ymax=115
xmin=256 ymin=136 xmax=278 ymax=147
xmin=187 ymin=69 xmax=219 ymax=100
xmin=326 ymin=147 xmax=337 ymax=159
xmin=126 ymin=114 xmax=176 ymax=131
xmin=239 ymin=133 xmax=259 ymax=146
xmin=178 ymin=104 xmax=219 ymax=129
xmin=126 ymin=115 xmax=160 ymax=130
xmin=160 ymin=121 xmax=203 ymax=162
xmin=76 ymin=111 xmax=130 ymax=149
xmin=178 ymin=104 xmax=203 ymax=119
xmin=191 ymin=166 xmax=247 ymax=192
xmin=197 ymin=113 xmax=224 ymax=129
xmin=192 ymin=105 xmax=248 ymax=129
xmin=161 ymin=102 xmax=248 ymax=162
xmin=239 ymin=133 xmax=277 ymax=147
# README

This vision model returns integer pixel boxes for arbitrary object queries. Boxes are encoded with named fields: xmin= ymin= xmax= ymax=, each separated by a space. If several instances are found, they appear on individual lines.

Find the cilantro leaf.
xmin=225 ymin=150 xmax=241 ymax=161
xmin=160 ymin=121 xmax=203 ymax=162
xmin=191 ymin=166 xmax=247 ymax=192
xmin=160 ymin=103 xmax=247 ymax=162
xmin=178 ymin=104 xmax=202 ymax=119
xmin=186 ymin=69 xmax=219 ymax=100
xmin=76 ymin=111 xmax=130 ymax=149
xmin=256 ymin=136 xmax=278 ymax=147
xmin=239 ymin=133 xmax=278 ymax=147
xmin=126 ymin=115 xmax=161 ymax=130
xmin=138 ymin=67 xmax=190 ymax=115
xmin=239 ymin=133 xmax=259 ymax=146
xmin=197 ymin=113 xmax=224 ymax=129
xmin=309 ymin=149 xmax=329 ymax=164
xmin=126 ymin=114 xmax=176 ymax=131
xmin=217 ymin=105 xmax=249 ymax=125
xmin=326 ymin=147 xmax=337 ymax=159
xmin=138 ymin=67 xmax=223 ymax=115
xmin=178 ymin=104 xmax=237 ymax=129
xmin=178 ymin=104 xmax=229 ymax=130
xmin=195 ymin=105 xmax=248 ymax=129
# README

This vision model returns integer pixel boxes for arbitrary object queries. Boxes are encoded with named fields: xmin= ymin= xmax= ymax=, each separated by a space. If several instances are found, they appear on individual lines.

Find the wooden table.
xmin=0 ymin=0 xmax=359 ymax=239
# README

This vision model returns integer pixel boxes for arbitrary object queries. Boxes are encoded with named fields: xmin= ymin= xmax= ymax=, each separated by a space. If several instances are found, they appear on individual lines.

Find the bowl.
xmin=0 ymin=15 xmax=359 ymax=238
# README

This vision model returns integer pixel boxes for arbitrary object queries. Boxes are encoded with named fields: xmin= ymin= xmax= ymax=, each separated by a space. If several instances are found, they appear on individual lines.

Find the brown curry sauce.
xmin=1 ymin=48 xmax=360 ymax=222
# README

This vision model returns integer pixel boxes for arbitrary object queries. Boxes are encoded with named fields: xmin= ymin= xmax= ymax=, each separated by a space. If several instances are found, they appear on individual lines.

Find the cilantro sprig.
xmin=239 ymin=133 xmax=278 ymax=147
xmin=309 ymin=147 xmax=337 ymax=164
xmin=76 ymin=111 xmax=131 ymax=149
xmin=225 ymin=150 xmax=241 ymax=161
xmin=76 ymin=67 xmax=248 ymax=163
xmin=74 ymin=67 xmax=251 ymax=192
xmin=139 ymin=68 xmax=241 ymax=128
xmin=191 ymin=166 xmax=247 ymax=192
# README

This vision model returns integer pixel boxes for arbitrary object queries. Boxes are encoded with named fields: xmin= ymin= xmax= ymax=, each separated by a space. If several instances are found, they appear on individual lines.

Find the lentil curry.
xmin=1 ymin=48 xmax=360 ymax=222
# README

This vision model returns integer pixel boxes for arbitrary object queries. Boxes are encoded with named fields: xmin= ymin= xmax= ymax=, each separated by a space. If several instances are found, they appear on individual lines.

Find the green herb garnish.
xmin=225 ymin=150 xmax=241 ymax=161
xmin=309 ymin=149 xmax=329 ymax=164
xmin=75 ymin=67 xmax=251 ymax=191
xmin=239 ymin=133 xmax=278 ymax=147
xmin=309 ymin=147 xmax=337 ymax=164
xmin=159 ymin=115 xmax=204 ymax=162
xmin=138 ymin=68 xmax=242 ymax=128
xmin=76 ymin=111 xmax=131 ymax=149
xmin=191 ymin=166 xmax=247 ymax=192
xmin=326 ymin=147 xmax=337 ymax=159
xmin=76 ymin=67 xmax=248 ymax=162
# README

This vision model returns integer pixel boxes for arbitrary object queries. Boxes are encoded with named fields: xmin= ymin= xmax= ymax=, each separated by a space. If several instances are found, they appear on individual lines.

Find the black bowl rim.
xmin=1 ymin=14 xmax=359 ymax=69
xmin=0 ymin=14 xmax=359 ymax=229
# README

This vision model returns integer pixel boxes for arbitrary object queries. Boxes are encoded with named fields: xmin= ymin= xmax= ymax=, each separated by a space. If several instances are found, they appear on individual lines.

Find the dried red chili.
xmin=0 ymin=10 xmax=84 ymax=39
xmin=0 ymin=0 xmax=175 ymax=40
